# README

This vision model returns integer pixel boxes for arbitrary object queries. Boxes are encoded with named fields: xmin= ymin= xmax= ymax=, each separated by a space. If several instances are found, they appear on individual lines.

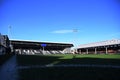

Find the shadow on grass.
xmin=17 ymin=54 xmax=120 ymax=66
xmin=17 ymin=55 xmax=120 ymax=80
xmin=16 ymin=55 xmax=62 ymax=66
xmin=19 ymin=67 xmax=120 ymax=80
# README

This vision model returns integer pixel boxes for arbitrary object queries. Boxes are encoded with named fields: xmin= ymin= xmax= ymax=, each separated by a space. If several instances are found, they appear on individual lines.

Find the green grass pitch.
xmin=17 ymin=54 xmax=120 ymax=80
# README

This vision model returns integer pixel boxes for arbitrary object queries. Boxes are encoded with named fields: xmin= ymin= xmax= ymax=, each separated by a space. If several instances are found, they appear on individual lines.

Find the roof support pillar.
xmin=80 ymin=49 xmax=81 ymax=54
xmin=42 ymin=47 xmax=45 ymax=55
xmin=95 ymin=48 xmax=97 ymax=54
xmin=20 ymin=49 xmax=22 ymax=54
xmin=79 ymin=49 xmax=81 ymax=54
xmin=86 ymin=49 xmax=88 ymax=54
xmin=105 ymin=47 xmax=108 ymax=54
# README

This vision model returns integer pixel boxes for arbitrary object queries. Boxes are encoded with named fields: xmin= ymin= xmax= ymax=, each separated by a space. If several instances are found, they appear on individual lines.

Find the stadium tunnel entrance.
xmin=10 ymin=40 xmax=74 ymax=55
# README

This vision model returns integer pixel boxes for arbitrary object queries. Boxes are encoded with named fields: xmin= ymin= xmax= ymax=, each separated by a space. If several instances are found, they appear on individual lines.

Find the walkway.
xmin=0 ymin=55 xmax=18 ymax=80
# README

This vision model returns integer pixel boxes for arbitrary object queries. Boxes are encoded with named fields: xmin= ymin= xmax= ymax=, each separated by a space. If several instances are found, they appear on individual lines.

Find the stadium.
xmin=1 ymin=33 xmax=120 ymax=55
xmin=0 ymin=33 xmax=120 ymax=80
xmin=1 ymin=0 xmax=120 ymax=79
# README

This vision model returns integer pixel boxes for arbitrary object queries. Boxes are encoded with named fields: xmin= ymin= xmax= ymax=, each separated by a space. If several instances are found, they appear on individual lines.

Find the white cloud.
xmin=109 ymin=32 xmax=120 ymax=37
xmin=52 ymin=29 xmax=78 ymax=34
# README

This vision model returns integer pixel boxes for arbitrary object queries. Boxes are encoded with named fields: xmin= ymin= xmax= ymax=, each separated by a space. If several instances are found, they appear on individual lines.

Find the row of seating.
xmin=15 ymin=49 xmax=64 ymax=55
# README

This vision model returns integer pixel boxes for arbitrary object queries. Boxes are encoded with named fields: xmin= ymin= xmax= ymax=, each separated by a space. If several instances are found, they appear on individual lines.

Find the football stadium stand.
xmin=77 ymin=39 xmax=120 ymax=54
xmin=10 ymin=40 xmax=73 ymax=54
xmin=1 ymin=33 xmax=120 ymax=55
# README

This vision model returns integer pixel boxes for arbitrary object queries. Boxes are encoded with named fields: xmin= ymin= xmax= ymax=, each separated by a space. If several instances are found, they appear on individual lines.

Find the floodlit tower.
xmin=8 ymin=25 xmax=13 ymax=52
xmin=73 ymin=29 xmax=78 ymax=54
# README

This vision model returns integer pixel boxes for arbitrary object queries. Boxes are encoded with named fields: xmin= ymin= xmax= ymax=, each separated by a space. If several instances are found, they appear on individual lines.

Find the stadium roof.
xmin=78 ymin=39 xmax=120 ymax=48
xmin=10 ymin=39 xmax=72 ymax=44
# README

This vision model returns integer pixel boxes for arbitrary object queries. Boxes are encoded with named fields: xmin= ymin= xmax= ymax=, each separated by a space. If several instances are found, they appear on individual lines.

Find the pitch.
xmin=17 ymin=54 xmax=120 ymax=80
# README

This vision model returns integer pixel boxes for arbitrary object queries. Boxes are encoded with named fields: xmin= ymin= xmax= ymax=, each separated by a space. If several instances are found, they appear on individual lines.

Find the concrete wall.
xmin=0 ymin=33 xmax=10 ymax=55
xmin=63 ymin=48 xmax=71 ymax=53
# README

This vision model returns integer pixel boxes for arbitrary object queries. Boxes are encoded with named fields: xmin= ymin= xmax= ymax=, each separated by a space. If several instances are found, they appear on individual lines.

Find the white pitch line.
xmin=18 ymin=64 xmax=120 ymax=69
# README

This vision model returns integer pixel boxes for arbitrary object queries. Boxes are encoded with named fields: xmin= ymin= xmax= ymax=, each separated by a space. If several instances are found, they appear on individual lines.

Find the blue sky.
xmin=0 ymin=0 xmax=120 ymax=46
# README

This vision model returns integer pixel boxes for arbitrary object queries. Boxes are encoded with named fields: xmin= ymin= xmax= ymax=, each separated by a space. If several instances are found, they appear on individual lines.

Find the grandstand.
xmin=11 ymin=40 xmax=73 ymax=55
xmin=77 ymin=39 xmax=120 ymax=54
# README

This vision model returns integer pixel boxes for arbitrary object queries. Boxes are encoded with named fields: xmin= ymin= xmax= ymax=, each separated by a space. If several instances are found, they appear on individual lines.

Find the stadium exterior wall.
xmin=0 ymin=33 xmax=10 ymax=55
